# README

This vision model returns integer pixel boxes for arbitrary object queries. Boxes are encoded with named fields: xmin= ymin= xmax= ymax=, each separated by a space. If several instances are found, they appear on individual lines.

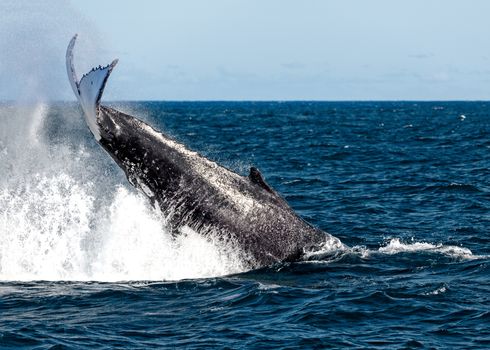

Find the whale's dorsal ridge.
xmin=248 ymin=167 xmax=273 ymax=193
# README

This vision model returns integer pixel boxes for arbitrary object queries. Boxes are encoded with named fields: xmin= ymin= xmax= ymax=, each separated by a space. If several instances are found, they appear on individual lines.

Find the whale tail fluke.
xmin=66 ymin=34 xmax=118 ymax=140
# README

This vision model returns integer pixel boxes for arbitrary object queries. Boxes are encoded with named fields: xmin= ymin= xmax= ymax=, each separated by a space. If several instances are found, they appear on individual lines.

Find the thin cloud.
xmin=408 ymin=53 xmax=434 ymax=59
xmin=281 ymin=62 xmax=305 ymax=70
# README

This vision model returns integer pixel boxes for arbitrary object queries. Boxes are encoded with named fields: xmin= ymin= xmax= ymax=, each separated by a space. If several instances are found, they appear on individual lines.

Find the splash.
xmin=0 ymin=180 xmax=246 ymax=281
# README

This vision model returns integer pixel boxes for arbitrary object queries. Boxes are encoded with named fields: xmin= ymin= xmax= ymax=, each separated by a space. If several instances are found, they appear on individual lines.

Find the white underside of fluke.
xmin=66 ymin=35 xmax=118 ymax=141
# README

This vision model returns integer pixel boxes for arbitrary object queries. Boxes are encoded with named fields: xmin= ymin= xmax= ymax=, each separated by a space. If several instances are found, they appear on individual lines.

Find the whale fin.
xmin=66 ymin=34 xmax=118 ymax=140
xmin=249 ymin=167 xmax=273 ymax=193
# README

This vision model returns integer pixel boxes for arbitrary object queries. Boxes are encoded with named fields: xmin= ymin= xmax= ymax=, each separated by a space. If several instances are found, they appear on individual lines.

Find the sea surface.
xmin=0 ymin=101 xmax=489 ymax=348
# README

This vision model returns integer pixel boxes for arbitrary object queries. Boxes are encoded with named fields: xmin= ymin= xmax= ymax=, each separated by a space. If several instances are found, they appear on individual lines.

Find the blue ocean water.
xmin=0 ymin=101 xmax=489 ymax=348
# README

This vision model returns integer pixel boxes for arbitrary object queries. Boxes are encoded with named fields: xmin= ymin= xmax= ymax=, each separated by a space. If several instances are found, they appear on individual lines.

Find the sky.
xmin=2 ymin=0 xmax=490 ymax=100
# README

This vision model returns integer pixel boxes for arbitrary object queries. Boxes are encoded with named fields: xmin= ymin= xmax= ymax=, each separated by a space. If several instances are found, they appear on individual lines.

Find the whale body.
xmin=66 ymin=35 xmax=341 ymax=268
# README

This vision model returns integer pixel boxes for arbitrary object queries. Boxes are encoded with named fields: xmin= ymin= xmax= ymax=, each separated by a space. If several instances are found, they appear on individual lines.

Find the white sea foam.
xmin=423 ymin=285 xmax=448 ymax=296
xmin=303 ymin=235 xmax=346 ymax=261
xmin=377 ymin=238 xmax=477 ymax=259
xmin=340 ymin=237 xmax=482 ymax=261
xmin=304 ymin=236 xmax=482 ymax=263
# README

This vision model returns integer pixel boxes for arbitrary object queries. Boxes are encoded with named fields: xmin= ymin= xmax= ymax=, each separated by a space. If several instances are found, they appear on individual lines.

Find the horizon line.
xmin=2 ymin=99 xmax=490 ymax=104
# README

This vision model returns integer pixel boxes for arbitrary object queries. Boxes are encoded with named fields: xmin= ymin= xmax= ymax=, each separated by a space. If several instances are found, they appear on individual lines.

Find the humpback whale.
xmin=66 ymin=35 xmax=341 ymax=268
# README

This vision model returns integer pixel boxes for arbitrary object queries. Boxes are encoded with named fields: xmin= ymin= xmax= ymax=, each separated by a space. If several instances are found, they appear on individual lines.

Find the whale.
xmin=66 ymin=35 xmax=341 ymax=268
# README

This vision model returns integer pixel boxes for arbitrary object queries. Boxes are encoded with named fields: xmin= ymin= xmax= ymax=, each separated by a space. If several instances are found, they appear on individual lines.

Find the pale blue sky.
xmin=2 ymin=0 xmax=490 ymax=100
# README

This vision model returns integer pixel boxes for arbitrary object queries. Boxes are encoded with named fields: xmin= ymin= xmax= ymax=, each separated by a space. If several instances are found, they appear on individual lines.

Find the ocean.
xmin=0 ymin=101 xmax=488 ymax=348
